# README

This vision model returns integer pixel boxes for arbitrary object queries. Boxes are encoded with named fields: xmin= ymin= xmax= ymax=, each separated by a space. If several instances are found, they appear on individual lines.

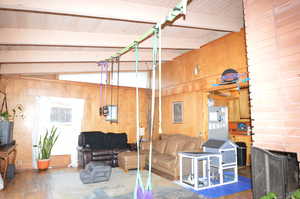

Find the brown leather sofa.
xmin=141 ymin=134 xmax=202 ymax=180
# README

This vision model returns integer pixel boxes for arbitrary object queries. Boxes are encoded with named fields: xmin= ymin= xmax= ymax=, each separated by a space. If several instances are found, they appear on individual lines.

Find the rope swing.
xmin=98 ymin=56 xmax=120 ymax=122
xmin=158 ymin=24 xmax=162 ymax=135
xmin=134 ymin=20 xmax=163 ymax=198
xmin=97 ymin=61 xmax=108 ymax=116
xmin=116 ymin=57 xmax=120 ymax=123
xmin=96 ymin=1 xmax=188 ymax=198
xmin=133 ymin=42 xmax=145 ymax=199
xmin=103 ymin=62 xmax=109 ymax=117
xmin=110 ymin=58 xmax=114 ymax=123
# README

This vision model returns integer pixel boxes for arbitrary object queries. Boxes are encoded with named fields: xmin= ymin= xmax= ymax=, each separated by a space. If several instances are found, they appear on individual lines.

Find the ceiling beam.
xmin=0 ymin=28 xmax=200 ymax=50
xmin=0 ymin=48 xmax=182 ymax=63
xmin=0 ymin=44 xmax=192 ymax=51
xmin=0 ymin=0 xmax=240 ymax=32
xmin=0 ymin=62 xmax=151 ymax=74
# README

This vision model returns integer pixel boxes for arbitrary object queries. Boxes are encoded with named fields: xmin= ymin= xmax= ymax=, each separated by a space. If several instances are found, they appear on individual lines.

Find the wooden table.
xmin=0 ymin=144 xmax=17 ymax=186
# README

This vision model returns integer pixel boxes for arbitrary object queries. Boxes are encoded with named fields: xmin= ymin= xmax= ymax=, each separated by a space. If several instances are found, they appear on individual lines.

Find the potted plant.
xmin=0 ymin=111 xmax=10 ymax=121
xmin=34 ymin=126 xmax=59 ymax=171
xmin=291 ymin=189 xmax=300 ymax=199
xmin=0 ymin=98 xmax=24 ymax=145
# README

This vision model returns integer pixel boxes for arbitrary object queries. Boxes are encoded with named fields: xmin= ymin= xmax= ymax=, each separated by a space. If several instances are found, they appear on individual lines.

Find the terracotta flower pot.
xmin=37 ymin=159 xmax=50 ymax=171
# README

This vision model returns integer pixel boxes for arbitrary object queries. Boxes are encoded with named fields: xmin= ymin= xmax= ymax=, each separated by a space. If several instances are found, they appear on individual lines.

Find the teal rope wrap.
xmin=145 ymin=28 xmax=159 ymax=192
xmin=134 ymin=42 xmax=143 ymax=199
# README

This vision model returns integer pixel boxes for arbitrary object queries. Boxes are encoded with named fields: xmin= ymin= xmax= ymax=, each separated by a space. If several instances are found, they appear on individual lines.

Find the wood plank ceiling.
xmin=0 ymin=0 xmax=244 ymax=74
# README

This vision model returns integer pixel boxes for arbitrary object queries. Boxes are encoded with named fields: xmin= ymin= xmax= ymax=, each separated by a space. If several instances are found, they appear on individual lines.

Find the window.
xmin=50 ymin=107 xmax=72 ymax=123
xmin=172 ymin=102 xmax=183 ymax=123
xmin=110 ymin=72 xmax=149 ymax=88
xmin=59 ymin=72 xmax=149 ymax=88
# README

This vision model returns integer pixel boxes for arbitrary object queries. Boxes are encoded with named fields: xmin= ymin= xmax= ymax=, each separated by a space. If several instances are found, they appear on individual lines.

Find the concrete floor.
xmin=0 ymin=167 xmax=253 ymax=199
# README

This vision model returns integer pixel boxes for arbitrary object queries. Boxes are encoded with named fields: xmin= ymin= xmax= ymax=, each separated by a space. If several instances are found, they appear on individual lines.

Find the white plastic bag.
xmin=0 ymin=173 xmax=3 ymax=190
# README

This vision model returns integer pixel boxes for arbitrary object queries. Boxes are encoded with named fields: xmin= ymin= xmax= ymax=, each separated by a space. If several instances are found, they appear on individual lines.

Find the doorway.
xmin=32 ymin=96 xmax=85 ymax=168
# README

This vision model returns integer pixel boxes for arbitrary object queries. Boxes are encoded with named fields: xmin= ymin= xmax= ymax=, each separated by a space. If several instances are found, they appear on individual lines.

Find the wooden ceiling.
xmin=0 ymin=0 xmax=244 ymax=74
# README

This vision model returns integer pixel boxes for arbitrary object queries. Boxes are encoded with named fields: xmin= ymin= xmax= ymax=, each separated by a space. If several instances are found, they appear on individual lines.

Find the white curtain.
xmin=32 ymin=96 xmax=84 ymax=168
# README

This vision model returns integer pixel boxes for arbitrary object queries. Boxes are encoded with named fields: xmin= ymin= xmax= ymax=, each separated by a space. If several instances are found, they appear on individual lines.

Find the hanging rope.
xmin=134 ymin=26 xmax=158 ymax=198
xmin=103 ymin=61 xmax=109 ymax=117
xmin=146 ymin=27 xmax=159 ymax=194
xmin=110 ymin=59 xmax=114 ymax=107
xmin=99 ymin=64 xmax=103 ymax=116
xmin=158 ymin=24 xmax=162 ymax=135
xmin=135 ymin=28 xmax=159 ymax=199
xmin=109 ymin=58 xmax=115 ymax=123
xmin=104 ymin=63 xmax=108 ymax=106
xmin=116 ymin=57 xmax=120 ymax=123
xmin=134 ymin=41 xmax=144 ymax=199
xmin=98 ymin=61 xmax=106 ymax=116
xmin=0 ymin=95 xmax=8 ymax=114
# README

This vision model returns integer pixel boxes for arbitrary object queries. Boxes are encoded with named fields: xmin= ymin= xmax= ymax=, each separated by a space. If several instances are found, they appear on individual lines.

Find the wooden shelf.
xmin=208 ymin=93 xmax=239 ymax=101
xmin=206 ymin=82 xmax=249 ymax=93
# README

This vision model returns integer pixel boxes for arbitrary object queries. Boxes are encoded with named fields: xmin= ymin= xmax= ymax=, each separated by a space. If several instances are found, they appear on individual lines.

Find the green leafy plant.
xmin=291 ymin=189 xmax=300 ymax=199
xmin=0 ymin=104 xmax=24 ymax=121
xmin=0 ymin=111 xmax=10 ymax=121
xmin=260 ymin=192 xmax=277 ymax=199
xmin=34 ymin=126 xmax=59 ymax=160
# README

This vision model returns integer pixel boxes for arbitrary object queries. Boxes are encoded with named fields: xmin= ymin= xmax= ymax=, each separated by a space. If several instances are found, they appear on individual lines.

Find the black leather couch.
xmin=77 ymin=131 xmax=129 ymax=168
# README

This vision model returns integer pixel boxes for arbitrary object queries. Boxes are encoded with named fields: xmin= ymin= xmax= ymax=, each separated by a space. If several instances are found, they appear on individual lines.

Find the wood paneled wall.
xmin=160 ymin=92 xmax=205 ymax=137
xmin=244 ymin=0 xmax=300 ymax=159
xmin=162 ymin=29 xmax=248 ymax=94
xmin=157 ymin=29 xmax=249 ymax=139
xmin=1 ymin=76 xmax=150 ymax=169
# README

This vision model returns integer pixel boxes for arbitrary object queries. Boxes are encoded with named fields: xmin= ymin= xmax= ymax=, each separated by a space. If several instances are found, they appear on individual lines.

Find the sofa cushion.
xmin=161 ymin=134 xmax=183 ymax=140
xmin=182 ymin=139 xmax=200 ymax=151
xmin=152 ymin=153 xmax=165 ymax=164
xmin=156 ymin=154 xmax=176 ymax=169
xmin=160 ymin=134 xmax=172 ymax=140
xmin=153 ymin=140 xmax=167 ymax=154
xmin=164 ymin=140 xmax=184 ymax=157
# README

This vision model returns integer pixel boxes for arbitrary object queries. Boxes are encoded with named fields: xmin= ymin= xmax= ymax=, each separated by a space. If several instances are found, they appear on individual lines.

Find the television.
xmin=0 ymin=121 xmax=14 ymax=146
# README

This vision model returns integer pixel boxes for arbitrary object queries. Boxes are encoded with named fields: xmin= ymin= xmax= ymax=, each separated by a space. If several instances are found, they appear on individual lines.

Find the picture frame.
xmin=172 ymin=101 xmax=183 ymax=123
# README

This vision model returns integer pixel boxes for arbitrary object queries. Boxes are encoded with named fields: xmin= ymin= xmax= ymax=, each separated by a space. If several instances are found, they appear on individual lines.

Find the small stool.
xmin=80 ymin=161 xmax=112 ymax=184
xmin=118 ymin=151 xmax=145 ymax=172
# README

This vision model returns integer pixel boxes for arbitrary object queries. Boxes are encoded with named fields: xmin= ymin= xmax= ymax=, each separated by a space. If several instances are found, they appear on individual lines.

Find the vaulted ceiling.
xmin=0 ymin=0 xmax=244 ymax=75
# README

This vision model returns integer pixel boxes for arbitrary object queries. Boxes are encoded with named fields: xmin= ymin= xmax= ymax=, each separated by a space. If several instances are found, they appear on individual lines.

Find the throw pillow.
xmin=153 ymin=140 xmax=167 ymax=154
xmin=165 ymin=140 xmax=184 ymax=157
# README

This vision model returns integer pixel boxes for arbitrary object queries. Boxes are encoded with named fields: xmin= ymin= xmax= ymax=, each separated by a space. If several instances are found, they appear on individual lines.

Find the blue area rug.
xmin=190 ymin=175 xmax=252 ymax=198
